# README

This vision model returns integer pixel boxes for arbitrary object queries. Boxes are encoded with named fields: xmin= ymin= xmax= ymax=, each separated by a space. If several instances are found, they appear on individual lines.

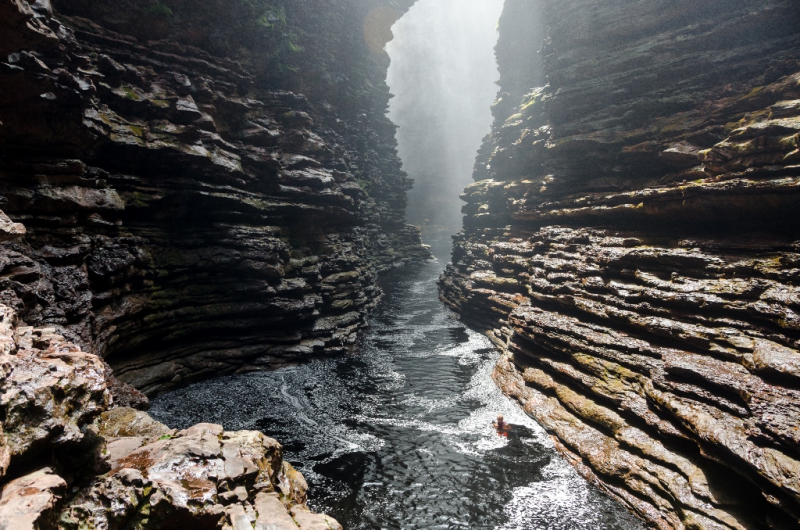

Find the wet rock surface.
xmin=0 ymin=0 xmax=428 ymax=396
xmin=0 ymin=469 xmax=67 ymax=530
xmin=0 ymin=304 xmax=109 ymax=477
xmin=441 ymin=1 xmax=800 ymax=529
xmin=60 ymin=418 xmax=341 ymax=530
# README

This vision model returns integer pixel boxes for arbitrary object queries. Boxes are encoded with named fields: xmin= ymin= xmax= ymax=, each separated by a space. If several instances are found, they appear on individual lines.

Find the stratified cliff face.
xmin=0 ymin=0 xmax=427 ymax=396
xmin=441 ymin=1 xmax=800 ymax=528
xmin=0 ymin=1 xmax=422 ymax=526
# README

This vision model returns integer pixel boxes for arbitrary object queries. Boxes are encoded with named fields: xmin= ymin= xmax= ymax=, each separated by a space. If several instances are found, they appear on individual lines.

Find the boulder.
xmin=0 ymin=468 xmax=66 ymax=530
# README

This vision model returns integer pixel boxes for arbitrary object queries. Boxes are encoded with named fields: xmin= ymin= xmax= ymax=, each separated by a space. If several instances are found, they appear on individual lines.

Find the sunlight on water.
xmin=151 ymin=258 xmax=645 ymax=529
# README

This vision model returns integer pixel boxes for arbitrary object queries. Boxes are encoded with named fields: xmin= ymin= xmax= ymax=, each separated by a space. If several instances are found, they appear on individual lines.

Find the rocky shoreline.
xmin=440 ymin=1 xmax=800 ymax=528
xmin=0 ymin=301 xmax=341 ymax=529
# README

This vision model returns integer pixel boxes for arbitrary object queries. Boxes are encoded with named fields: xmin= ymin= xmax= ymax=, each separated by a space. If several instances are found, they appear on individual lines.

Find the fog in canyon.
xmin=387 ymin=0 xmax=504 ymax=244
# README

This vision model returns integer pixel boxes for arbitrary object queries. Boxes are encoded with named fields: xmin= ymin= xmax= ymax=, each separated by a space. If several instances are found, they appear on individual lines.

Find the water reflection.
xmin=150 ymin=258 xmax=644 ymax=530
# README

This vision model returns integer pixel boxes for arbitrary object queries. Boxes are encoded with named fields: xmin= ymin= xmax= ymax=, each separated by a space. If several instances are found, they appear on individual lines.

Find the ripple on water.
xmin=150 ymin=259 xmax=646 ymax=530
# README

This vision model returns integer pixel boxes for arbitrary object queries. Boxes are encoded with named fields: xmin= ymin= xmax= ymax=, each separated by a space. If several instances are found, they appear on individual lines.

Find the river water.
xmin=150 ymin=251 xmax=645 ymax=530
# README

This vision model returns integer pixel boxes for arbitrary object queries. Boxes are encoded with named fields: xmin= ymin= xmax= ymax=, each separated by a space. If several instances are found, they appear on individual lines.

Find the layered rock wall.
xmin=0 ymin=0 xmax=427 ymax=395
xmin=441 ymin=1 xmax=800 ymax=528
xmin=0 ymin=0 xmax=423 ymax=527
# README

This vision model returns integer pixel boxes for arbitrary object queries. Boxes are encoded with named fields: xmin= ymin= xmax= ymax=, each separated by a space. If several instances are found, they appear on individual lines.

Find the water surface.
xmin=150 ymin=256 xmax=645 ymax=530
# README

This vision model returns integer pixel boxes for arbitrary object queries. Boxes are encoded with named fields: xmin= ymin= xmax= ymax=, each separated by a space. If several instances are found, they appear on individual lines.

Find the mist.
xmin=386 ymin=0 xmax=504 ymax=243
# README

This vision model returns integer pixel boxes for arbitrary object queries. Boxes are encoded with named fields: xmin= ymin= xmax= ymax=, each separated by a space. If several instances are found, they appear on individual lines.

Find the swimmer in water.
xmin=492 ymin=415 xmax=511 ymax=436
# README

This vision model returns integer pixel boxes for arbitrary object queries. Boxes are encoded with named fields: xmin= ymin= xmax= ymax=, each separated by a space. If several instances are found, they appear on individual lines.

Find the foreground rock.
xmin=0 ymin=302 xmax=338 ymax=529
xmin=0 ymin=303 xmax=110 ymax=478
xmin=0 ymin=469 xmax=66 ymax=530
xmin=61 ymin=413 xmax=341 ymax=530
xmin=441 ymin=1 xmax=800 ymax=528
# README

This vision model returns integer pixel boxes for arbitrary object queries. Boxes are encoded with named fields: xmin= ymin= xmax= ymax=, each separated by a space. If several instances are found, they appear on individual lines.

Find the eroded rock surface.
xmin=0 ymin=302 xmax=338 ymax=529
xmin=0 ymin=469 xmax=66 ymax=530
xmin=60 ymin=419 xmax=340 ymax=530
xmin=441 ymin=1 xmax=800 ymax=528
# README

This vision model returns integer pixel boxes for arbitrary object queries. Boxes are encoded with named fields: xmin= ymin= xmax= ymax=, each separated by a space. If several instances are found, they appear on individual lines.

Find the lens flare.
xmin=363 ymin=6 xmax=401 ymax=55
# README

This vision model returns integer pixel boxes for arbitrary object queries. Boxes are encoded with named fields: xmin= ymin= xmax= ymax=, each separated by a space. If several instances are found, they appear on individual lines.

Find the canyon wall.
xmin=440 ymin=1 xmax=800 ymax=528
xmin=0 ymin=0 xmax=423 ymax=527
xmin=0 ymin=0 xmax=427 ymax=396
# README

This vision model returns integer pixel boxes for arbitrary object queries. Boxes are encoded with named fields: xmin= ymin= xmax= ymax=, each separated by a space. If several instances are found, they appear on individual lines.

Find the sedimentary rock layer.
xmin=440 ymin=1 xmax=800 ymax=528
xmin=0 ymin=0 xmax=428 ymax=395
xmin=0 ymin=1 xmax=424 ymax=526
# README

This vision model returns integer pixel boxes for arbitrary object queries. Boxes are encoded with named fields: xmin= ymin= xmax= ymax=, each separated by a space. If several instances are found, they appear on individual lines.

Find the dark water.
xmin=150 ymin=255 xmax=645 ymax=530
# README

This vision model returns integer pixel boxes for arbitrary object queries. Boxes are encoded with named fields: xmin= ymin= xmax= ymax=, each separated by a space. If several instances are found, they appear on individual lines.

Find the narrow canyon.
xmin=1 ymin=0 xmax=799 ymax=529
